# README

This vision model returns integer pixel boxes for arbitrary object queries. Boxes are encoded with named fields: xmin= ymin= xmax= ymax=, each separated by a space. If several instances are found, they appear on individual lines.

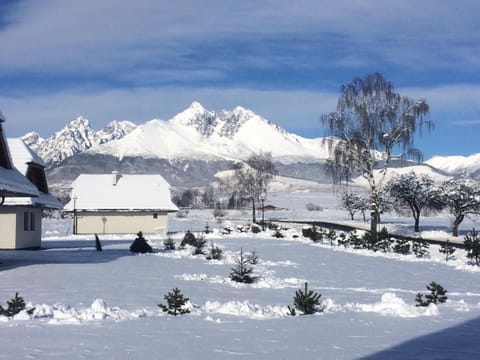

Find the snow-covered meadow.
xmin=1 ymin=188 xmax=480 ymax=359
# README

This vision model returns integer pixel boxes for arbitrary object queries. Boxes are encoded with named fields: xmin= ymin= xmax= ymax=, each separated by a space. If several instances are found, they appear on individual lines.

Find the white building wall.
xmin=0 ymin=206 xmax=42 ymax=249
xmin=75 ymin=211 xmax=168 ymax=235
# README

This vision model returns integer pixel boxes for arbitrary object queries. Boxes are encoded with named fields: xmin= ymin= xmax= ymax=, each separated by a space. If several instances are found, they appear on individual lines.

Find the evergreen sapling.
xmin=464 ymin=228 xmax=480 ymax=265
xmin=205 ymin=242 xmax=223 ymax=260
xmin=439 ymin=240 xmax=456 ymax=261
xmin=288 ymin=282 xmax=323 ymax=315
xmin=0 ymin=293 xmax=35 ymax=318
xmin=158 ymin=288 xmax=191 ymax=316
xmin=415 ymin=282 xmax=448 ymax=307
xmin=229 ymin=248 xmax=256 ymax=283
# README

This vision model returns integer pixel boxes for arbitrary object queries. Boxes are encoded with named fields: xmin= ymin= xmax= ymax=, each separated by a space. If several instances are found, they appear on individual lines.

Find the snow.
xmin=2 ymin=186 xmax=480 ymax=359
xmin=426 ymin=152 xmax=480 ymax=175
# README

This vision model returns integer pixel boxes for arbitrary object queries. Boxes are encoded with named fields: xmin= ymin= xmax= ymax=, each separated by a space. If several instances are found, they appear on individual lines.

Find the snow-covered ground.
xmin=1 ymin=189 xmax=480 ymax=359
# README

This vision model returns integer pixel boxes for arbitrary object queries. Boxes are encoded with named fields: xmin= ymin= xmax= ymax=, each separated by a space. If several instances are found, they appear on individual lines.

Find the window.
xmin=23 ymin=211 xmax=36 ymax=231
xmin=30 ymin=212 xmax=35 ymax=231
xmin=153 ymin=213 xmax=158 ymax=219
xmin=24 ymin=212 xmax=29 ymax=231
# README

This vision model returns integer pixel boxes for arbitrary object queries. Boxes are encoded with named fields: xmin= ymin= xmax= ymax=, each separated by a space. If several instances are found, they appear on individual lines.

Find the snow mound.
xmin=176 ymin=273 xmax=306 ymax=289
xmin=202 ymin=300 xmax=290 ymax=319
xmin=15 ymin=300 xmax=154 ymax=324
xmin=344 ymin=292 xmax=439 ymax=318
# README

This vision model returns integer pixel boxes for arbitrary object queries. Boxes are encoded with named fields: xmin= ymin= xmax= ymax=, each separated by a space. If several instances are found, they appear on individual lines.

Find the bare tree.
xmin=232 ymin=152 xmax=275 ymax=223
xmin=321 ymin=73 xmax=432 ymax=240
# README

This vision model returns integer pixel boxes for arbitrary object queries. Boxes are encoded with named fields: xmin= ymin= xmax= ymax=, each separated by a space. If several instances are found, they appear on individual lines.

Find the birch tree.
xmin=321 ymin=73 xmax=432 ymax=240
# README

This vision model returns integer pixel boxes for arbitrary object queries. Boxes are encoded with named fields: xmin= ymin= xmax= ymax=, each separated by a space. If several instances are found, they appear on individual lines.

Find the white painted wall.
xmin=75 ymin=211 xmax=169 ymax=235
xmin=0 ymin=206 xmax=42 ymax=249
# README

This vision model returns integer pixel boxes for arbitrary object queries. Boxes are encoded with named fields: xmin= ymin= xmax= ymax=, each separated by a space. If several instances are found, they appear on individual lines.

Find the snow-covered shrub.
xmin=251 ymin=223 xmax=262 ymax=233
xmin=192 ymin=236 xmax=207 ymax=256
xmin=393 ymin=239 xmax=410 ymax=255
xmin=464 ymin=228 xmax=480 ymax=265
xmin=163 ymin=237 xmax=176 ymax=251
xmin=415 ymin=282 xmax=448 ymax=307
xmin=246 ymin=250 xmax=260 ymax=265
xmin=337 ymin=232 xmax=349 ymax=248
xmin=412 ymin=240 xmax=430 ymax=258
xmin=272 ymin=229 xmax=284 ymax=238
xmin=158 ymin=288 xmax=191 ymax=316
xmin=302 ymin=226 xmax=324 ymax=242
xmin=180 ymin=230 xmax=196 ymax=248
xmin=306 ymin=202 xmax=322 ymax=211
xmin=439 ymin=240 xmax=456 ymax=261
xmin=325 ymin=228 xmax=336 ymax=246
xmin=221 ymin=226 xmax=234 ymax=235
xmin=288 ymin=282 xmax=323 ymax=315
xmin=349 ymin=230 xmax=364 ymax=249
xmin=205 ymin=242 xmax=223 ymax=260
xmin=0 ymin=293 xmax=35 ymax=318
xmin=130 ymin=231 xmax=153 ymax=254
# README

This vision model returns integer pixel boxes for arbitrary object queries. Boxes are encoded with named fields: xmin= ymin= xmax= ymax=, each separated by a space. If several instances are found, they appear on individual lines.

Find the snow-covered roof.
xmin=7 ymin=138 xmax=45 ymax=175
xmin=2 ymin=138 xmax=62 ymax=209
xmin=64 ymin=173 xmax=178 ymax=212
xmin=0 ymin=122 xmax=39 ymax=198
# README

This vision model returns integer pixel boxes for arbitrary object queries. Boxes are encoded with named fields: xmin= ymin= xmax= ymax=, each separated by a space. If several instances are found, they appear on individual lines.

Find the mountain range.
xmin=21 ymin=102 xmax=479 ymax=201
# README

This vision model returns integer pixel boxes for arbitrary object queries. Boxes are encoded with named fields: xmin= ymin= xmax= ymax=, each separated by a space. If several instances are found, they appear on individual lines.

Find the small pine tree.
xmin=163 ymin=237 xmax=176 ymax=250
xmin=0 ymin=293 xmax=34 ymax=318
xmin=412 ymin=240 xmax=430 ymax=258
xmin=337 ymin=232 xmax=348 ymax=248
xmin=326 ymin=228 xmax=336 ymax=246
xmin=205 ymin=242 xmax=223 ymax=260
xmin=373 ymin=227 xmax=393 ymax=252
xmin=289 ymin=282 xmax=323 ymax=315
xmin=415 ymin=282 xmax=448 ymax=307
xmin=246 ymin=250 xmax=260 ymax=265
xmin=302 ymin=226 xmax=323 ymax=242
xmin=180 ymin=230 xmax=196 ymax=248
xmin=229 ymin=248 xmax=256 ymax=283
xmin=439 ymin=240 xmax=456 ymax=261
xmin=393 ymin=239 xmax=410 ymax=255
xmin=192 ymin=235 xmax=207 ymax=255
xmin=464 ymin=228 xmax=480 ymax=265
xmin=158 ymin=288 xmax=191 ymax=316
xmin=349 ymin=230 xmax=364 ymax=249
xmin=130 ymin=231 xmax=153 ymax=253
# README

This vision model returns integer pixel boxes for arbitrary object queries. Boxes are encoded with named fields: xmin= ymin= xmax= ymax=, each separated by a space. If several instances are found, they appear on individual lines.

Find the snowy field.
xmin=1 ymin=188 xmax=480 ymax=359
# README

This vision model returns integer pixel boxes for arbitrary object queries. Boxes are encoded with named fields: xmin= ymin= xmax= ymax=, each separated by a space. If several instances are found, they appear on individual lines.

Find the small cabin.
xmin=1 ymin=139 xmax=63 ymax=249
xmin=0 ymin=113 xmax=56 ymax=249
xmin=64 ymin=172 xmax=178 ymax=235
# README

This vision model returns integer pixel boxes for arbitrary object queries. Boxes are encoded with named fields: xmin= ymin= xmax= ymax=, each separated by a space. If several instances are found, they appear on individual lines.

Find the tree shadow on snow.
xmin=359 ymin=315 xmax=480 ymax=360
xmin=0 ymin=239 xmax=138 ymax=270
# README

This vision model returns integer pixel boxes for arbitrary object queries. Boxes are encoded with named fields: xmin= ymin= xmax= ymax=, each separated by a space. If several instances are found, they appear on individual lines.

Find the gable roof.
xmin=64 ymin=173 xmax=178 ymax=212
xmin=0 ymin=120 xmax=39 ymax=199
xmin=3 ymin=138 xmax=62 ymax=209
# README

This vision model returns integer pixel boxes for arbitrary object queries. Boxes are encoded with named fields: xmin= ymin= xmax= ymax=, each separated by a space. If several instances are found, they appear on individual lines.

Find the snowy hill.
xmin=22 ymin=117 xmax=137 ymax=164
xmin=426 ymin=153 xmax=480 ymax=178
xmin=91 ymin=102 xmax=331 ymax=163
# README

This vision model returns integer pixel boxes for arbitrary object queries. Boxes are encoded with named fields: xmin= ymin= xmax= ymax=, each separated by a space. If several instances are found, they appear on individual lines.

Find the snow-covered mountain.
xmin=426 ymin=153 xmax=480 ymax=178
xmin=90 ymin=102 xmax=331 ymax=163
xmin=22 ymin=117 xmax=137 ymax=164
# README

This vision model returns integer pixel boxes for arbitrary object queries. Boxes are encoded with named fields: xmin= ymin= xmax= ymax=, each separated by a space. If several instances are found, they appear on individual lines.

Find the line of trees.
xmin=340 ymin=172 xmax=480 ymax=236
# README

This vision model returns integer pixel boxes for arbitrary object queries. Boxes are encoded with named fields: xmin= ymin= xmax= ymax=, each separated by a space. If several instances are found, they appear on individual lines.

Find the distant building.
xmin=64 ymin=172 xmax=178 ymax=236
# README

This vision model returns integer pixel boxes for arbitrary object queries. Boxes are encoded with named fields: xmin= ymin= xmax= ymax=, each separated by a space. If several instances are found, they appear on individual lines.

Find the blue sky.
xmin=0 ymin=0 xmax=479 ymax=159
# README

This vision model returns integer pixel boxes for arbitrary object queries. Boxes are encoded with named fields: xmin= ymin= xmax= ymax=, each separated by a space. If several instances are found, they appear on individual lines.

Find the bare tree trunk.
xmin=370 ymin=190 xmax=378 ymax=240
xmin=452 ymin=214 xmax=464 ymax=237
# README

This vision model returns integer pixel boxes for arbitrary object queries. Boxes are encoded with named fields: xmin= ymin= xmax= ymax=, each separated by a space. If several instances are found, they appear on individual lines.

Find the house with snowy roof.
xmin=1 ymin=138 xmax=63 ymax=249
xmin=0 ymin=112 xmax=63 ymax=249
xmin=64 ymin=172 xmax=178 ymax=236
